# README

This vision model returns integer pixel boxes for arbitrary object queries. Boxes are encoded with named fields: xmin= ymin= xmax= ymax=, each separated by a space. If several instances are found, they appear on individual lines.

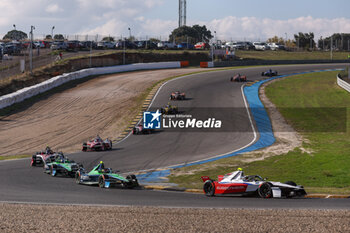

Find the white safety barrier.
xmin=337 ymin=75 xmax=350 ymax=93
xmin=0 ymin=62 xmax=181 ymax=109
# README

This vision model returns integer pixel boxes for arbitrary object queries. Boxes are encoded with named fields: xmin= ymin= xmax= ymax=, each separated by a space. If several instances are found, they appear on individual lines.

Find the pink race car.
xmin=82 ymin=135 xmax=112 ymax=152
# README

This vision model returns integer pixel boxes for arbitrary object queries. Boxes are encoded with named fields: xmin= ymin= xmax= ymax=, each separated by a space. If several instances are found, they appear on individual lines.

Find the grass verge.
xmin=169 ymin=71 xmax=350 ymax=194
xmin=236 ymin=50 xmax=350 ymax=60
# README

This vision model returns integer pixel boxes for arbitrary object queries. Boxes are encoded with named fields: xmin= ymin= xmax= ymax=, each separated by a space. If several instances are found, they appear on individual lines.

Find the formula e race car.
xmin=44 ymin=154 xmax=82 ymax=177
xmin=82 ymin=135 xmax=112 ymax=151
xmin=160 ymin=103 xmax=178 ymax=115
xmin=170 ymin=91 xmax=186 ymax=100
xmin=132 ymin=124 xmax=154 ymax=135
xmin=230 ymin=74 xmax=247 ymax=82
xmin=201 ymin=169 xmax=306 ymax=198
xmin=31 ymin=146 xmax=56 ymax=166
xmin=261 ymin=69 xmax=278 ymax=77
xmin=75 ymin=161 xmax=139 ymax=189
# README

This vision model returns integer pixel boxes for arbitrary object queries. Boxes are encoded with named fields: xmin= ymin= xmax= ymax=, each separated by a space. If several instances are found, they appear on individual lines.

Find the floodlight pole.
xmin=29 ymin=26 xmax=35 ymax=74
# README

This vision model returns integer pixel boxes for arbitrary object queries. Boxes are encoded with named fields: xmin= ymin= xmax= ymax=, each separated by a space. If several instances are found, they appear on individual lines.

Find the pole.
xmin=29 ymin=26 xmax=35 ymax=74
xmin=89 ymin=40 xmax=92 ymax=68
xmin=123 ymin=38 xmax=126 ymax=65
xmin=331 ymin=36 xmax=333 ymax=60
xmin=51 ymin=26 xmax=55 ymax=40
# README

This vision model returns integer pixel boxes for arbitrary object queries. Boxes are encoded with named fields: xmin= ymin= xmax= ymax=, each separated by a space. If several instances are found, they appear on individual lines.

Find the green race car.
xmin=75 ymin=161 xmax=139 ymax=189
xmin=44 ymin=154 xmax=82 ymax=177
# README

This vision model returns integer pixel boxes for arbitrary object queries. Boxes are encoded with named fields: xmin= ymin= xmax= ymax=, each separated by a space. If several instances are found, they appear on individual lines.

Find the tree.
xmin=3 ymin=30 xmax=28 ymax=40
xmin=318 ymin=33 xmax=350 ymax=51
xmin=54 ymin=34 xmax=64 ymax=40
xmin=45 ymin=35 xmax=52 ymax=40
xmin=102 ymin=36 xmax=115 ymax=42
xmin=294 ymin=32 xmax=315 ymax=50
xmin=169 ymin=25 xmax=213 ymax=44
xmin=267 ymin=36 xmax=284 ymax=45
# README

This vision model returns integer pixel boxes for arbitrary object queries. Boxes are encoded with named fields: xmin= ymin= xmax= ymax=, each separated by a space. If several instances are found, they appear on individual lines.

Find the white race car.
xmin=201 ymin=169 xmax=307 ymax=198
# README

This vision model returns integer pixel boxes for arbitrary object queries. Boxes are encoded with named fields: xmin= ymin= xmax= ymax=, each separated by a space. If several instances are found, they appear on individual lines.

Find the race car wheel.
xmin=50 ymin=166 xmax=56 ymax=177
xmin=203 ymin=180 xmax=215 ymax=197
xmin=75 ymin=172 xmax=81 ymax=184
xmin=82 ymin=143 xmax=87 ymax=152
xmin=126 ymin=175 xmax=139 ymax=188
xmin=258 ymin=182 xmax=272 ymax=198
xmin=285 ymin=181 xmax=297 ymax=186
xmin=98 ymin=175 xmax=105 ymax=188
xmin=31 ymin=156 xmax=36 ymax=166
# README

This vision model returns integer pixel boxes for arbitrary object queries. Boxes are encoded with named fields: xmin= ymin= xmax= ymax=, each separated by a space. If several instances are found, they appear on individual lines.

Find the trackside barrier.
xmin=337 ymin=75 xmax=350 ymax=93
xmin=180 ymin=61 xmax=189 ymax=67
xmin=0 ymin=62 xmax=181 ymax=110
xmin=199 ymin=62 xmax=214 ymax=68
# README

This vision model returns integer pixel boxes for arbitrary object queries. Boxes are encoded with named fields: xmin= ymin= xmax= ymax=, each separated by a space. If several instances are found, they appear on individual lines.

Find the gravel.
xmin=0 ymin=203 xmax=349 ymax=233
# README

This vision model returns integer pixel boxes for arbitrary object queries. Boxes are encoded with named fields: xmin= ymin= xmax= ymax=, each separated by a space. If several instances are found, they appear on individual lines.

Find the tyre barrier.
xmin=0 ymin=61 xmax=184 ymax=110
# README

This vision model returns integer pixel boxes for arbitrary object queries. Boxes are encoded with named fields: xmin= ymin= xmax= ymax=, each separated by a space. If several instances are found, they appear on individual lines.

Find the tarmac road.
xmin=0 ymin=63 xmax=348 ymax=209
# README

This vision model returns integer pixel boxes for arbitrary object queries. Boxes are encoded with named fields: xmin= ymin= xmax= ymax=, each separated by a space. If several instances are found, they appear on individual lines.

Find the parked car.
xmin=51 ymin=41 xmax=67 ymax=50
xmin=115 ymin=40 xmax=138 ymax=49
xmin=267 ymin=43 xmax=285 ymax=51
xmin=66 ymin=40 xmax=80 ymax=51
xmin=34 ymin=41 xmax=45 ymax=48
xmin=79 ymin=41 xmax=96 ymax=50
xmin=157 ymin=41 xmax=177 ymax=49
xmin=137 ymin=40 xmax=158 ymax=49
xmin=253 ymin=42 xmax=270 ymax=51
xmin=194 ymin=42 xmax=210 ymax=49
xmin=224 ymin=41 xmax=236 ymax=49
xmin=3 ymin=43 xmax=21 ymax=55
xmin=234 ymin=41 xmax=254 ymax=50
xmin=177 ymin=42 xmax=194 ymax=50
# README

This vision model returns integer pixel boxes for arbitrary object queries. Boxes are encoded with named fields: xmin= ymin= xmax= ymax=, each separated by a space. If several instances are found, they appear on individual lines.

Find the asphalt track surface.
xmin=1 ymin=63 xmax=349 ymax=209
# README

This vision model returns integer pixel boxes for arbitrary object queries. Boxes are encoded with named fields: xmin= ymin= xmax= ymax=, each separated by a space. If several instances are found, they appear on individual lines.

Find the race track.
xmin=0 ymin=63 xmax=348 ymax=209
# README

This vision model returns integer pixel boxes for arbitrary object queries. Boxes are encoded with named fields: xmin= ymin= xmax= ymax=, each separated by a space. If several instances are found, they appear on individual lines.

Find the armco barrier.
xmin=0 ymin=62 xmax=181 ymax=110
xmin=337 ymin=75 xmax=350 ymax=93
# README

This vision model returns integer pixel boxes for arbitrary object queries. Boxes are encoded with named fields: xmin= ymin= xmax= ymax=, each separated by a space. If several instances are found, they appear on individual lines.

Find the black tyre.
xmin=258 ymin=182 xmax=272 ymax=198
xmin=75 ymin=172 xmax=81 ymax=184
xmin=98 ymin=175 xmax=105 ymax=188
xmin=203 ymin=180 xmax=215 ymax=197
xmin=31 ymin=156 xmax=36 ymax=166
xmin=126 ymin=174 xmax=139 ymax=188
xmin=82 ymin=143 xmax=87 ymax=152
xmin=285 ymin=181 xmax=297 ymax=186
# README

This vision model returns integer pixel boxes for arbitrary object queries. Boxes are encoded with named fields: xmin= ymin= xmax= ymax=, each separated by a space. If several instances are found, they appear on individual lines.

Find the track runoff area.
xmin=0 ymin=63 xmax=349 ymax=209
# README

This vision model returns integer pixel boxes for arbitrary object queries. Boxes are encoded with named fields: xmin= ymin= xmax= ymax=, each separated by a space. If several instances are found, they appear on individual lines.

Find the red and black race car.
xmin=132 ymin=124 xmax=154 ymax=135
xmin=230 ymin=74 xmax=247 ymax=82
xmin=201 ymin=169 xmax=306 ymax=198
xmin=170 ymin=91 xmax=186 ymax=100
xmin=31 ymin=146 xmax=56 ymax=166
xmin=82 ymin=135 xmax=112 ymax=151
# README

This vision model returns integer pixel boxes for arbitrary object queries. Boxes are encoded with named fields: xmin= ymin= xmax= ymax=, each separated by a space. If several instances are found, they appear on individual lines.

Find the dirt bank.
xmin=0 ymin=68 xmax=203 ymax=156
